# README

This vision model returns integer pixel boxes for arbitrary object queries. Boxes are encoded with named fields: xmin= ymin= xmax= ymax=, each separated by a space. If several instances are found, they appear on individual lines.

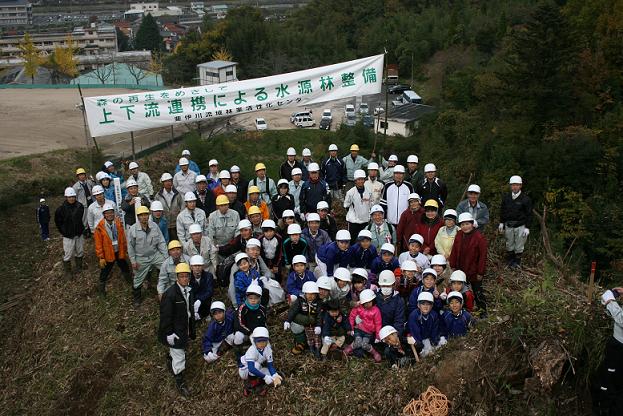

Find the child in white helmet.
xmin=398 ymin=233 xmax=430 ymax=276
xmin=233 ymin=253 xmax=262 ymax=306
xmin=408 ymin=268 xmax=443 ymax=315
xmin=286 ymin=255 xmax=316 ymax=303
xmin=202 ymin=301 xmax=235 ymax=363
xmin=440 ymin=291 xmax=474 ymax=338
xmin=397 ymin=260 xmax=419 ymax=300
xmin=430 ymin=254 xmax=451 ymax=289
xmin=370 ymin=243 xmax=400 ymax=284
xmin=406 ymin=291 xmax=446 ymax=358
xmin=344 ymin=289 xmax=383 ymax=362
xmin=329 ymin=267 xmax=352 ymax=305
xmin=379 ymin=325 xmax=410 ymax=368
xmin=234 ymin=285 xmax=267 ymax=364
xmin=440 ymin=270 xmax=475 ymax=312
xmin=284 ymin=281 xmax=323 ymax=357
xmin=349 ymin=268 xmax=376 ymax=307
xmin=239 ymin=327 xmax=283 ymax=396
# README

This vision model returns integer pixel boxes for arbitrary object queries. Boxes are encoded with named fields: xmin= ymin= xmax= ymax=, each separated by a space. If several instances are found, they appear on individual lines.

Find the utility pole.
xmin=383 ymin=46 xmax=389 ymax=140
xmin=130 ymin=131 xmax=136 ymax=160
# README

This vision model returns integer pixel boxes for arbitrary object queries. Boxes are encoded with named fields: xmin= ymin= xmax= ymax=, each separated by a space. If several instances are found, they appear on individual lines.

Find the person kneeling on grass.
xmin=239 ymin=327 xmax=283 ymax=397
xmin=321 ymin=299 xmax=351 ymax=360
xmin=379 ymin=325 xmax=411 ymax=368
xmin=284 ymin=281 xmax=323 ymax=358
xmin=406 ymin=291 xmax=446 ymax=358
xmin=344 ymin=289 xmax=382 ymax=362
xmin=441 ymin=291 xmax=475 ymax=338
xmin=202 ymin=301 xmax=235 ymax=363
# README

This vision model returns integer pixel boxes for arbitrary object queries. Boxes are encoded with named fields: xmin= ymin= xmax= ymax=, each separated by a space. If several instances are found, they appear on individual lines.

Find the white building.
xmin=197 ymin=60 xmax=237 ymax=85
xmin=0 ymin=0 xmax=32 ymax=27
xmin=129 ymin=3 xmax=160 ymax=13
xmin=375 ymin=104 xmax=435 ymax=136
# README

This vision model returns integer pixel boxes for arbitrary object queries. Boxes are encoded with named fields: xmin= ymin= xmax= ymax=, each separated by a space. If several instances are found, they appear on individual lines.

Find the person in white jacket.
xmin=364 ymin=162 xmax=384 ymax=206
xmin=128 ymin=161 xmax=154 ymax=198
xmin=343 ymin=169 xmax=373 ymax=243
xmin=173 ymin=157 xmax=197 ymax=195
xmin=87 ymin=185 xmax=116 ymax=232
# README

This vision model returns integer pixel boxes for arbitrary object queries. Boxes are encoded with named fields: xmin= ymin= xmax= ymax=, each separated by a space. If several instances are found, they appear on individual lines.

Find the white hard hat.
xmin=443 ymin=209 xmax=457 ymax=219
xmin=388 ymin=154 xmax=398 ymax=162
xmin=182 ymin=149 xmax=191 ymax=156
xmin=302 ymin=148 xmax=311 ymax=157
xmin=286 ymin=147 xmax=296 ymax=156
xmin=393 ymin=165 xmax=405 ymax=174
xmin=302 ymin=281 xmax=319 ymax=294
xmin=189 ymin=223 xmax=202 ymax=234
xmin=422 ymin=268 xmax=438 ymax=278
xmin=401 ymin=260 xmax=418 ymax=271
xmin=225 ymin=184 xmax=237 ymax=193
xmin=407 ymin=155 xmax=419 ymax=164
xmin=210 ymin=301 xmax=226 ymax=311
xmin=190 ymin=254 xmax=204 ymax=266
xmin=246 ymin=284 xmax=262 ymax=296
xmin=353 ymin=169 xmax=366 ymax=180
xmin=430 ymin=254 xmax=447 ymax=266
xmin=367 ymin=162 xmax=379 ymax=170
xmin=370 ymin=205 xmax=384 ymax=214
xmin=235 ymin=252 xmax=249 ymax=264
xmin=333 ymin=267 xmax=351 ymax=282
xmin=104 ymin=160 xmax=114 ymax=168
xmin=308 ymin=162 xmax=320 ymax=172
xmin=292 ymin=254 xmax=307 ymax=264
xmin=379 ymin=325 xmax=398 ymax=340
xmin=352 ymin=268 xmax=369 ymax=280
xmin=179 ymin=157 xmax=189 ymax=166
xmin=128 ymin=161 xmax=139 ymax=170
xmin=219 ymin=170 xmax=231 ymax=179
xmin=381 ymin=243 xmax=395 ymax=253
xmin=64 ymin=187 xmax=77 ymax=197
xmin=261 ymin=219 xmax=276 ymax=229
xmin=91 ymin=185 xmax=104 ymax=195
xmin=418 ymin=291 xmax=434 ymax=303
xmin=359 ymin=289 xmax=376 ymax=304
xmin=195 ymin=174 xmax=207 ymax=183
xmin=238 ymin=219 xmax=252 ymax=230
xmin=335 ymin=229 xmax=351 ymax=241
xmin=246 ymin=238 xmax=261 ymax=248
xmin=184 ymin=191 xmax=197 ymax=202
xmin=125 ymin=178 xmax=138 ymax=188
xmin=40 ymin=198 xmax=46 ymax=203
xmin=278 ymin=178 xmax=289 ymax=187
xmin=509 ymin=175 xmax=522 ymax=184
xmin=458 ymin=212 xmax=474 ymax=224
xmin=408 ymin=193 xmax=421 ymax=201
xmin=230 ymin=165 xmax=240 ymax=173
xmin=450 ymin=270 xmax=467 ymax=283
xmin=95 ymin=171 xmax=107 ymax=182
xmin=150 ymin=200 xmax=164 ymax=211
xmin=291 ymin=167 xmax=302 ymax=176
xmin=160 ymin=172 xmax=173 ymax=182
xmin=467 ymin=184 xmax=481 ymax=193
xmin=306 ymin=212 xmax=320 ymax=222
xmin=447 ymin=291 xmax=464 ymax=303
xmin=357 ymin=229 xmax=372 ymax=240
xmin=251 ymin=326 xmax=269 ymax=340
xmin=316 ymin=276 xmax=333 ymax=290
xmin=378 ymin=270 xmax=396 ymax=286
xmin=316 ymin=200 xmax=329 ymax=210
xmin=209 ymin=159 xmax=219 ymax=166
xmin=408 ymin=234 xmax=424 ymax=245
xmin=287 ymin=223 xmax=302 ymax=234
xmin=328 ymin=143 xmax=338 ymax=151
xmin=102 ymin=203 xmax=115 ymax=212
xmin=424 ymin=163 xmax=437 ymax=172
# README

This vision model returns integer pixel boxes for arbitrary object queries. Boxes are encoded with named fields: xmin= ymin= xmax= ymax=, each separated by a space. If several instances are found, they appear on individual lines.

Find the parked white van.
xmin=294 ymin=116 xmax=315 ymax=128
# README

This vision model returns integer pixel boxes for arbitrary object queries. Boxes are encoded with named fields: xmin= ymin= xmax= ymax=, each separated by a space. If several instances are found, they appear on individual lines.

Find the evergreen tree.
xmin=134 ymin=13 xmax=162 ymax=53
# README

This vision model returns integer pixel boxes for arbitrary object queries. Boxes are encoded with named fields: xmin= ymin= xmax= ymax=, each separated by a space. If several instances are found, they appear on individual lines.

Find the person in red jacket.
xmin=415 ymin=199 xmax=443 ymax=257
xmin=396 ymin=193 xmax=424 ymax=251
xmin=449 ymin=213 xmax=487 ymax=316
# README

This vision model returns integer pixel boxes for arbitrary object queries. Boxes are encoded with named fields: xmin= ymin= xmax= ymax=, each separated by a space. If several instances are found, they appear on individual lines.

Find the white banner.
xmin=84 ymin=54 xmax=384 ymax=137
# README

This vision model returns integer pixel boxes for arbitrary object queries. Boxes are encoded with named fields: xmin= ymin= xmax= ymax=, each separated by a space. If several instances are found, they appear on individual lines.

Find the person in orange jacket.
xmin=94 ymin=203 xmax=131 ymax=296
xmin=244 ymin=186 xmax=270 ymax=220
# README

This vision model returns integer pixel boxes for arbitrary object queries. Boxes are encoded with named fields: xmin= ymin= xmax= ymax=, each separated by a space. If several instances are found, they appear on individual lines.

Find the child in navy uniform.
xmin=234 ymin=285 xmax=267 ymax=363
xmin=320 ymin=299 xmax=351 ymax=360
xmin=440 ymin=270 xmax=475 ymax=312
xmin=370 ymin=243 xmax=400 ymax=284
xmin=202 ymin=301 xmax=235 ymax=363
xmin=285 ymin=255 xmax=316 ymax=303
xmin=379 ymin=325 xmax=411 ymax=368
xmin=441 ymin=291 xmax=474 ymax=338
xmin=408 ymin=268 xmax=443 ymax=315
xmin=189 ymin=255 xmax=214 ymax=319
xmin=239 ymin=327 xmax=283 ymax=396
xmin=284 ymin=281 xmax=323 ymax=357
xmin=348 ymin=229 xmax=377 ymax=269
xmin=233 ymin=253 xmax=263 ymax=306
xmin=407 ymin=291 xmax=447 ymax=358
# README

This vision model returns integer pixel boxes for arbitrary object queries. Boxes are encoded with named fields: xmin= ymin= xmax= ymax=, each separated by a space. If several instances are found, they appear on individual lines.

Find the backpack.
xmin=216 ymin=253 xmax=236 ymax=287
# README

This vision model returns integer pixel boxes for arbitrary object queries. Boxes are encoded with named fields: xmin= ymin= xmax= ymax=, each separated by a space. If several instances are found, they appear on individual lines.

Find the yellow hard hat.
xmin=216 ymin=195 xmax=229 ymax=206
xmin=350 ymin=144 xmax=360 ymax=151
xmin=76 ymin=168 xmax=86 ymax=175
xmin=254 ymin=162 xmax=266 ymax=171
xmin=424 ymin=199 xmax=439 ymax=209
xmin=247 ymin=205 xmax=262 ymax=216
xmin=248 ymin=185 xmax=261 ymax=194
xmin=175 ymin=262 xmax=191 ymax=274
xmin=136 ymin=206 xmax=150 ymax=215
xmin=167 ymin=240 xmax=182 ymax=250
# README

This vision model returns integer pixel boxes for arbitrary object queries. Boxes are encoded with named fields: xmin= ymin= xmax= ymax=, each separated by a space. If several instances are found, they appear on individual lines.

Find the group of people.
xmin=43 ymin=143 xmax=538 ymax=397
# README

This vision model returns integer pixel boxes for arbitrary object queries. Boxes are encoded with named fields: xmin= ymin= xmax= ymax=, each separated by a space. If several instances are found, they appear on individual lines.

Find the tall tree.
xmin=44 ymin=35 xmax=78 ymax=83
xmin=116 ymin=27 xmax=130 ymax=51
xmin=149 ymin=53 xmax=163 ymax=86
xmin=127 ymin=63 xmax=147 ymax=85
xmin=18 ymin=33 xmax=42 ymax=84
xmin=134 ymin=13 xmax=162 ymax=53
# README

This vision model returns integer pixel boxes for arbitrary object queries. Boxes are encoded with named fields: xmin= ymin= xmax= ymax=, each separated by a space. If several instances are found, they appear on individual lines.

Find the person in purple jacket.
xmin=202 ymin=301 xmax=235 ymax=363
xmin=315 ymin=230 xmax=353 ymax=277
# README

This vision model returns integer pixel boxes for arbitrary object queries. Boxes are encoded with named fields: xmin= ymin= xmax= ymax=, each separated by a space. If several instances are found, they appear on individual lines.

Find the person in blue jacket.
xmin=370 ymin=243 xmax=400 ymax=284
xmin=174 ymin=149 xmax=201 ymax=174
xmin=441 ymin=291 xmax=474 ymax=338
xmin=233 ymin=253 xmax=263 ymax=306
xmin=150 ymin=201 xmax=169 ymax=243
xmin=348 ymin=229 xmax=377 ymax=269
xmin=315 ymin=229 xmax=353 ymax=277
xmin=375 ymin=270 xmax=406 ymax=341
xmin=189 ymin=255 xmax=214 ymax=319
xmin=406 ymin=291 xmax=446 ymax=357
xmin=202 ymin=301 xmax=234 ymax=363
xmin=408 ymin=268 xmax=443 ymax=315
xmin=98 ymin=171 xmax=127 ymax=204
xmin=286 ymin=254 xmax=316 ymax=302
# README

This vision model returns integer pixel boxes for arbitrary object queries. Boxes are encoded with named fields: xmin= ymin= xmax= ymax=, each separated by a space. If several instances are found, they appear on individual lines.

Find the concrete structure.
xmin=71 ymin=62 xmax=162 ymax=86
xmin=374 ymin=104 xmax=436 ymax=137
xmin=129 ymin=2 xmax=160 ymax=13
xmin=0 ymin=0 xmax=32 ymax=27
xmin=197 ymin=60 xmax=237 ymax=85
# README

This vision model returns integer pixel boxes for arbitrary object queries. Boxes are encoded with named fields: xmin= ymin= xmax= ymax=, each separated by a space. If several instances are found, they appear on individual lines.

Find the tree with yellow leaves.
xmin=211 ymin=47 xmax=233 ymax=62
xmin=45 ymin=35 xmax=78 ymax=83
xmin=18 ymin=33 xmax=42 ymax=84
xmin=149 ymin=53 xmax=163 ymax=86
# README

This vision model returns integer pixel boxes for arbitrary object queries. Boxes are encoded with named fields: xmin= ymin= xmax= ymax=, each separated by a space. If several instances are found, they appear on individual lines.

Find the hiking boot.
xmin=310 ymin=346 xmax=321 ymax=360
xmin=174 ymin=372 xmax=191 ymax=397
xmin=75 ymin=256 xmax=84 ymax=272
xmin=369 ymin=347 xmax=382 ymax=363
xmin=506 ymin=251 xmax=515 ymax=269
xmin=513 ymin=253 xmax=522 ymax=269
xmin=342 ymin=343 xmax=354 ymax=357
xmin=291 ymin=343 xmax=306 ymax=355
xmin=132 ymin=286 xmax=142 ymax=307
xmin=62 ymin=260 xmax=72 ymax=277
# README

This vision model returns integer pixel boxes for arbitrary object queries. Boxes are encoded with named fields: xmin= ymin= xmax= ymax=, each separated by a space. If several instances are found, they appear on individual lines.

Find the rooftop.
xmin=197 ymin=60 xmax=237 ymax=69
xmin=386 ymin=103 xmax=436 ymax=123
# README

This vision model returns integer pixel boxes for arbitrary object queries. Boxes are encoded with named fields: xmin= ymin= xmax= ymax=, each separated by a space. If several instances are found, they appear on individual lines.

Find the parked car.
xmin=362 ymin=115 xmax=374 ymax=128
xmin=388 ymin=84 xmax=410 ymax=95
xmin=321 ymin=109 xmax=332 ymax=120
xmin=290 ymin=111 xmax=311 ymax=123
xmin=344 ymin=114 xmax=357 ymax=127
xmin=255 ymin=118 xmax=267 ymax=130
xmin=345 ymin=104 xmax=355 ymax=117
xmin=319 ymin=117 xmax=332 ymax=130
xmin=373 ymin=107 xmax=384 ymax=116
xmin=359 ymin=103 xmax=369 ymax=115
xmin=295 ymin=116 xmax=315 ymax=128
